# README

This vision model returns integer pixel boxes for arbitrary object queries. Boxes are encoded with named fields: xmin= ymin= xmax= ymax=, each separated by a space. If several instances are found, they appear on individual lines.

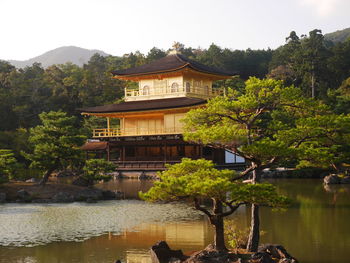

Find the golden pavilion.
xmin=80 ymin=47 xmax=244 ymax=172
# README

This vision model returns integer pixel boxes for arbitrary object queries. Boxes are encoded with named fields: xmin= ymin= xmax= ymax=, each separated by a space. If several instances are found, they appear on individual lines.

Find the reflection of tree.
xmin=323 ymin=184 xmax=350 ymax=205
xmin=260 ymin=179 xmax=350 ymax=262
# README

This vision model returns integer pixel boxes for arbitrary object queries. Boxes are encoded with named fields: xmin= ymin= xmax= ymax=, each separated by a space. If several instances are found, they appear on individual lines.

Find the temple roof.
xmin=79 ymin=97 xmax=206 ymax=114
xmin=81 ymin=141 xmax=108 ymax=151
xmin=112 ymin=53 xmax=235 ymax=78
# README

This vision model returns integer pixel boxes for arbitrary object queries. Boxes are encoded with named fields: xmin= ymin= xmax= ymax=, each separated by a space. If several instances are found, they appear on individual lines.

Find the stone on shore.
xmin=101 ymin=190 xmax=117 ymax=200
xmin=251 ymin=252 xmax=275 ymax=263
xmin=52 ymin=192 xmax=75 ymax=203
xmin=340 ymin=176 xmax=350 ymax=184
xmin=323 ymin=174 xmax=341 ymax=184
xmin=72 ymin=176 xmax=91 ymax=187
xmin=150 ymin=241 xmax=188 ymax=263
xmin=75 ymin=188 xmax=103 ymax=201
xmin=257 ymin=244 xmax=298 ymax=263
xmin=183 ymin=244 xmax=237 ymax=263
xmin=0 ymin=192 xmax=6 ymax=203
xmin=17 ymin=189 xmax=31 ymax=202
xmin=324 ymin=174 xmax=350 ymax=185
xmin=25 ymin=178 xmax=38 ymax=183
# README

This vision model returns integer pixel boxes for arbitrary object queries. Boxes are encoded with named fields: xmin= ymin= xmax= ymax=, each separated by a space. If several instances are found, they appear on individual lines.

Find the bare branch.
xmin=220 ymin=201 xmax=245 ymax=217
xmin=194 ymin=197 xmax=213 ymax=218
xmin=234 ymin=165 xmax=257 ymax=181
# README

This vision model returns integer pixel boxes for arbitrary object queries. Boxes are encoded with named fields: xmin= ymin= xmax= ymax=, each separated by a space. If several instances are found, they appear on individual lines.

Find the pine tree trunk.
xmin=213 ymin=216 xmax=226 ymax=251
xmin=211 ymin=199 xmax=227 ymax=251
xmin=311 ymin=63 xmax=315 ymax=98
xmin=311 ymin=71 xmax=315 ymax=98
xmin=246 ymin=167 xmax=261 ymax=252
xmin=246 ymin=204 xmax=260 ymax=252
xmin=39 ymin=167 xmax=56 ymax=186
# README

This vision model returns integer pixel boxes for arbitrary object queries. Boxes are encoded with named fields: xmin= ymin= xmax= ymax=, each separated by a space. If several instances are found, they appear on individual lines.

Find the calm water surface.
xmin=0 ymin=179 xmax=349 ymax=263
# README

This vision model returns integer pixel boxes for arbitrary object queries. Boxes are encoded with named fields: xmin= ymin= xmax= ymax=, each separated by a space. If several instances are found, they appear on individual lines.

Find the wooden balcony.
xmin=124 ymin=85 xmax=222 ymax=101
xmin=92 ymin=127 xmax=183 ymax=138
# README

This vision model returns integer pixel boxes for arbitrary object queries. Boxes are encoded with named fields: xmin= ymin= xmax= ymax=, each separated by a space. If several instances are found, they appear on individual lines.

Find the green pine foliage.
xmin=82 ymin=159 xmax=116 ymax=186
xmin=140 ymin=158 xmax=289 ymax=251
xmin=23 ymin=111 xmax=86 ymax=185
xmin=0 ymin=149 xmax=19 ymax=183
xmin=183 ymin=77 xmax=350 ymax=171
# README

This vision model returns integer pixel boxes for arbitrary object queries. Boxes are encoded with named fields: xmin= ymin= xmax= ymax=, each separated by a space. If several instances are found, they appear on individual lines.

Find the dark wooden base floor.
xmin=113 ymin=160 xmax=246 ymax=172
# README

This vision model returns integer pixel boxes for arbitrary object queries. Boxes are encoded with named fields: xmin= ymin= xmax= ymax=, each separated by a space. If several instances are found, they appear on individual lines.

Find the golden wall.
xmin=120 ymin=112 xmax=185 ymax=136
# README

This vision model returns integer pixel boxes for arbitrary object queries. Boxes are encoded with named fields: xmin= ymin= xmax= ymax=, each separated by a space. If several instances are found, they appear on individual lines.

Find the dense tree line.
xmin=0 ymin=29 xmax=349 ymax=163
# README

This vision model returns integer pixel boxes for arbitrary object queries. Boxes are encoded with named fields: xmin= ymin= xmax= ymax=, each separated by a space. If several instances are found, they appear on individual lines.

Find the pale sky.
xmin=0 ymin=0 xmax=349 ymax=60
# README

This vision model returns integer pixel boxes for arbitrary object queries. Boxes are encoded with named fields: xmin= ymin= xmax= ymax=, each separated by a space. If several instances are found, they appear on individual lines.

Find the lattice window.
xmin=185 ymin=82 xmax=191 ymax=92
xmin=171 ymin=82 xmax=179 ymax=93
xmin=143 ymin=85 xmax=150 ymax=95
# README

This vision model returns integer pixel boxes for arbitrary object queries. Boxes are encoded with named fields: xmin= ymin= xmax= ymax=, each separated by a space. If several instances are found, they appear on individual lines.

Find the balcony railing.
xmin=125 ymin=85 xmax=222 ymax=99
xmin=92 ymin=127 xmax=183 ymax=138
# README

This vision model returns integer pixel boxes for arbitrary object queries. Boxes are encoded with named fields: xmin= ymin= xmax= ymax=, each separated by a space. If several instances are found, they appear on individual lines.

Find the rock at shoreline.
xmin=72 ymin=176 xmax=91 ymax=187
xmin=32 ymin=199 xmax=51 ymax=203
xmin=323 ymin=174 xmax=350 ymax=185
xmin=101 ymin=190 xmax=117 ymax=200
xmin=115 ymin=191 xmax=124 ymax=199
xmin=75 ymin=188 xmax=103 ymax=201
xmin=102 ymin=190 xmax=116 ymax=199
xmin=324 ymin=174 xmax=341 ymax=184
xmin=17 ymin=189 xmax=31 ymax=202
xmin=278 ymin=259 xmax=297 ymax=263
xmin=183 ymin=244 xmax=237 ymax=263
xmin=52 ymin=192 xmax=75 ymax=203
xmin=86 ymin=198 xmax=97 ymax=203
xmin=341 ymin=176 xmax=350 ymax=184
xmin=0 ymin=192 xmax=6 ymax=203
xmin=150 ymin=241 xmax=188 ymax=263
xmin=25 ymin=178 xmax=38 ymax=183
xmin=251 ymin=252 xmax=275 ymax=263
xmin=257 ymin=244 xmax=298 ymax=263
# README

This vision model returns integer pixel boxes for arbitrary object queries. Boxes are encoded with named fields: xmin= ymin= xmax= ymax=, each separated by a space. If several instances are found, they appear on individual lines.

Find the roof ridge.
xmin=174 ymin=53 xmax=189 ymax=65
xmin=112 ymin=53 xmax=236 ymax=77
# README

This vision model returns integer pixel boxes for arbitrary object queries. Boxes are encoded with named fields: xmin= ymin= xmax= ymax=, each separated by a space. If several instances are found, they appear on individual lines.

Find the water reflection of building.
xmin=97 ymin=179 xmax=154 ymax=199
xmin=80 ymin=46 xmax=245 ymax=172
xmin=121 ymin=220 xmax=213 ymax=263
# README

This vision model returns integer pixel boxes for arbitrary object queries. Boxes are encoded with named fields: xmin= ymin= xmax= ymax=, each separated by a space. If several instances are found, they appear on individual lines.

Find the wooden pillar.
xmin=107 ymin=142 xmax=110 ymax=161
xmin=164 ymin=142 xmax=167 ymax=163
xmin=106 ymin=117 xmax=111 ymax=137
xmin=122 ymin=146 xmax=125 ymax=162
xmin=199 ymin=145 xmax=203 ymax=158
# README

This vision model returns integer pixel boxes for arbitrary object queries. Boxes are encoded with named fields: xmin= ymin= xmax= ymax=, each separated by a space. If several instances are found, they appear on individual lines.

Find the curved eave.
xmin=80 ymin=105 xmax=205 ymax=118
xmin=112 ymin=66 xmax=235 ymax=81
xmin=78 ymin=98 xmax=207 ymax=117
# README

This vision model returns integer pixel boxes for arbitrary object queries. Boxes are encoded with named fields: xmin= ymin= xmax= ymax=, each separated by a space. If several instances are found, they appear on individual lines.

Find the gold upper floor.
xmin=125 ymin=76 xmax=221 ymax=101
xmin=92 ymin=111 xmax=187 ymax=138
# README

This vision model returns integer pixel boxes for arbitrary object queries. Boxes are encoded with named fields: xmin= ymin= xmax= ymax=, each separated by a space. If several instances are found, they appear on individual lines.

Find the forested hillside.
xmin=324 ymin=27 xmax=350 ymax=43
xmin=0 ymin=29 xmax=349 ymax=164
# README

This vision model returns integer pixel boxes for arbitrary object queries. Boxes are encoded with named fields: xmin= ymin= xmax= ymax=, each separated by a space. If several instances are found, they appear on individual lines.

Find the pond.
xmin=0 ymin=179 xmax=349 ymax=263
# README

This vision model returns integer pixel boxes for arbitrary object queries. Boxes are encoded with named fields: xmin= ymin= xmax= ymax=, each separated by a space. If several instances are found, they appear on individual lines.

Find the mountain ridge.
xmin=5 ymin=27 xmax=350 ymax=69
xmin=8 ymin=46 xmax=109 ymax=68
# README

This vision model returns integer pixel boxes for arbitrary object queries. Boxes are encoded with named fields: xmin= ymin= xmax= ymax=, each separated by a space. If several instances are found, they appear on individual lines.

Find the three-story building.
xmin=80 ymin=50 xmax=244 ymax=172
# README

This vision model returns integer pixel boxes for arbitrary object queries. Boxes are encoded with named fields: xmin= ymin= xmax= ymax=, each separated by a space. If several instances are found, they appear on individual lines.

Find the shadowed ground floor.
xmin=82 ymin=135 xmax=245 ymax=171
